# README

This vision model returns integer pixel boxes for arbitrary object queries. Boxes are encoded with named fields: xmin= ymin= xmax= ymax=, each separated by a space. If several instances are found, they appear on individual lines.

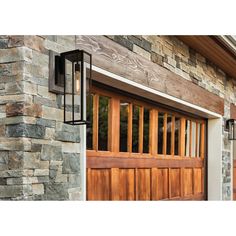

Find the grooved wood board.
xmin=76 ymin=35 xmax=224 ymax=115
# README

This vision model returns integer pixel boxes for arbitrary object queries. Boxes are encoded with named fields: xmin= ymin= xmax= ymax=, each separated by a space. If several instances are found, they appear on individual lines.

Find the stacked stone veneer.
xmin=0 ymin=36 xmax=81 ymax=200
xmin=107 ymin=35 xmax=236 ymax=200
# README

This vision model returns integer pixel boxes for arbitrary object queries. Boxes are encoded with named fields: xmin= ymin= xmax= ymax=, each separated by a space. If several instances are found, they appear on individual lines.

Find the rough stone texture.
xmin=0 ymin=36 xmax=81 ymax=200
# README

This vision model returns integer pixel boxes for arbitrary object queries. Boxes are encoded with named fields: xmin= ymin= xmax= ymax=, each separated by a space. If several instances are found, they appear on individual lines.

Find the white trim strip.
xmin=92 ymin=65 xmax=222 ymax=119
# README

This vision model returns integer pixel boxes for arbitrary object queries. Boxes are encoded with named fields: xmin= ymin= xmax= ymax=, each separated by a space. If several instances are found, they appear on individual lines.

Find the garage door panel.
xmin=183 ymin=168 xmax=193 ymax=196
xmin=170 ymin=168 xmax=181 ymax=198
xmin=194 ymin=168 xmax=202 ymax=194
xmin=137 ymin=169 xmax=151 ymax=200
xmin=86 ymin=86 xmax=206 ymax=201
xmin=152 ymin=168 xmax=169 ymax=200
xmin=87 ymin=168 xmax=111 ymax=200
xmin=119 ymin=168 xmax=135 ymax=200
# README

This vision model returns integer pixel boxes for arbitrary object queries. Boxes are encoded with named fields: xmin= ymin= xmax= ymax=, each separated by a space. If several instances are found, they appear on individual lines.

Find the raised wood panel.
xmin=183 ymin=168 xmax=193 ymax=196
xmin=170 ymin=169 xmax=181 ymax=198
xmin=151 ymin=168 xmax=169 ymax=200
xmin=87 ymin=169 xmax=110 ymax=200
xmin=76 ymin=35 xmax=224 ymax=115
xmin=137 ymin=169 xmax=151 ymax=200
xmin=194 ymin=168 xmax=202 ymax=194
xmin=119 ymin=169 xmax=135 ymax=200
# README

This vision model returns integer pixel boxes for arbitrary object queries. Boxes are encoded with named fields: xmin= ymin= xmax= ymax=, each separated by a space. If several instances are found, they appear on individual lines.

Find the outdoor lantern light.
xmin=49 ymin=49 xmax=92 ymax=125
xmin=225 ymin=119 xmax=236 ymax=140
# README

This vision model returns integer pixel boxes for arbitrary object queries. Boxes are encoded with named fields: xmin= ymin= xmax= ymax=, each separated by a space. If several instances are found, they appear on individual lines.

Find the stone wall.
xmin=107 ymin=35 xmax=236 ymax=200
xmin=0 ymin=36 xmax=82 ymax=200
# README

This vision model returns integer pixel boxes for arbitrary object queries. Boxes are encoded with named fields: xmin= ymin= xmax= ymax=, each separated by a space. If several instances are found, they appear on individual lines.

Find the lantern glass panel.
xmin=234 ymin=120 xmax=236 ymax=140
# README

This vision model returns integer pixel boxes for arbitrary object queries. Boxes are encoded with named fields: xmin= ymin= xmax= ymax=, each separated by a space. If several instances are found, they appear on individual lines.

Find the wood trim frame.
xmin=76 ymin=35 xmax=224 ymax=115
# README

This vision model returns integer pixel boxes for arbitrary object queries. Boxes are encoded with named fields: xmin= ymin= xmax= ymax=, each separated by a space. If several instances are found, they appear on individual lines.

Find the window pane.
xmin=98 ymin=96 xmax=109 ymax=151
xmin=185 ymin=120 xmax=190 ymax=156
xmin=158 ymin=112 xmax=164 ymax=154
xmin=175 ymin=118 xmax=180 ymax=155
xmin=191 ymin=121 xmax=196 ymax=157
xmin=197 ymin=123 xmax=200 ymax=157
xmin=132 ymin=105 xmax=140 ymax=153
xmin=143 ymin=108 xmax=150 ymax=153
xmin=166 ymin=114 xmax=172 ymax=155
xmin=120 ymin=101 xmax=129 ymax=152
xmin=86 ymin=93 xmax=93 ymax=150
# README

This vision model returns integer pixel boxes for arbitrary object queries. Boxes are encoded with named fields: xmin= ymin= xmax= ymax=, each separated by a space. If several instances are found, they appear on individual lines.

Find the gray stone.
xmin=36 ymin=118 xmax=56 ymax=128
xmin=0 ymin=185 xmax=23 ymax=198
xmin=127 ymin=36 xmax=151 ymax=52
xmin=0 ymin=170 xmax=23 ymax=178
xmin=49 ymin=169 xmax=57 ymax=179
xmin=55 ymin=131 xmax=80 ymax=143
xmin=37 ymin=176 xmax=49 ymax=183
xmin=31 ymin=143 xmax=42 ymax=152
xmin=113 ymin=36 xmax=133 ymax=51
xmin=44 ymin=183 xmax=69 ymax=200
xmin=62 ymin=153 xmax=80 ymax=174
xmin=6 ymin=123 xmax=45 ymax=139
xmin=23 ymin=152 xmax=40 ymax=169
xmin=7 ymin=177 xmax=23 ymax=185
xmin=34 ymin=96 xmax=57 ymax=108
xmin=41 ymin=144 xmax=62 ymax=161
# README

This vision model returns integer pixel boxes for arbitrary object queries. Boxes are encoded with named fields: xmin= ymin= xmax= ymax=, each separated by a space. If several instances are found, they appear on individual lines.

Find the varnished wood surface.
xmin=233 ymin=160 xmax=236 ymax=200
xmin=87 ymin=156 xmax=204 ymax=169
xmin=87 ymin=85 xmax=206 ymax=201
xmin=76 ymin=35 xmax=224 ymax=115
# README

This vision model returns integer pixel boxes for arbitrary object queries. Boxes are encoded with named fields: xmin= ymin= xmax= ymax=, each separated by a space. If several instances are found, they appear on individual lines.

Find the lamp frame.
xmin=225 ymin=118 xmax=236 ymax=140
xmin=49 ymin=49 xmax=92 ymax=126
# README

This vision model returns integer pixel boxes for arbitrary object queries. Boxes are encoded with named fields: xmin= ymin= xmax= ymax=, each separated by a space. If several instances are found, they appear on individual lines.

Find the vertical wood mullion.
xmin=128 ymin=103 xmax=133 ymax=153
xmin=110 ymin=98 xmax=120 ymax=153
xmin=163 ymin=113 xmax=167 ymax=155
xmin=171 ymin=116 xmax=175 ymax=156
xmin=93 ymin=94 xmax=99 ymax=151
xmin=180 ymin=118 xmax=186 ymax=157
xmin=139 ymin=106 xmax=144 ymax=154
xmin=150 ymin=109 xmax=157 ymax=156
xmin=156 ymin=110 xmax=159 ymax=155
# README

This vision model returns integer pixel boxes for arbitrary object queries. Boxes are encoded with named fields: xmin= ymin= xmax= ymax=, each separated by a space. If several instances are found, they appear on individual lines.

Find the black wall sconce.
xmin=49 ymin=49 xmax=92 ymax=125
xmin=225 ymin=119 xmax=236 ymax=140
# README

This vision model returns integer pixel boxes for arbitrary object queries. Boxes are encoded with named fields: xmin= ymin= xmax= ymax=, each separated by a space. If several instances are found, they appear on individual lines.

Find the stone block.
xmin=22 ymin=169 xmax=34 ymax=176
xmin=39 ymin=161 xmax=49 ymax=169
xmin=0 ymin=137 xmax=31 ymax=151
xmin=0 ymin=170 xmax=23 ymax=178
xmin=7 ymin=177 xmax=23 ymax=185
xmin=0 ymin=185 xmax=22 ymax=198
xmin=0 ymin=125 xmax=5 ymax=136
xmin=45 ymin=128 xmax=55 ymax=140
xmin=37 ymin=176 xmax=49 ymax=183
xmin=44 ymin=183 xmax=69 ymax=200
xmin=42 ymin=106 xmax=63 ymax=121
xmin=5 ymin=81 xmax=24 ymax=95
xmin=36 ymin=118 xmax=56 ymax=128
xmin=41 ymin=144 xmax=62 ymax=161
xmin=62 ymin=153 xmax=80 ymax=174
xmin=8 ymin=151 xmax=24 ymax=169
xmin=34 ymin=96 xmax=58 ymax=108
xmin=23 ymin=36 xmax=47 ymax=53
xmin=38 ymin=85 xmax=56 ymax=100
xmin=32 ymin=184 xmax=44 ymax=195
xmin=68 ymin=187 xmax=81 ymax=200
xmin=23 ymin=152 xmax=41 ymax=169
xmin=55 ymin=131 xmax=80 ymax=143
xmin=34 ymin=169 xmax=49 ymax=176
xmin=6 ymin=123 xmax=45 ymax=139
xmin=113 ymin=36 xmax=133 ymax=51
xmin=6 ymin=102 xmax=42 ymax=118
xmin=22 ymin=177 xmax=38 ymax=184
xmin=62 ymin=142 xmax=80 ymax=153
xmin=128 ymin=36 xmax=151 ymax=52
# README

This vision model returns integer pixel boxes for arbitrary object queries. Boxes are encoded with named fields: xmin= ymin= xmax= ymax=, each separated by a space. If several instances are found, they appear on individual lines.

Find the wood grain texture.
xmin=76 ymin=35 xmax=224 ymax=115
xmin=230 ymin=103 xmax=236 ymax=119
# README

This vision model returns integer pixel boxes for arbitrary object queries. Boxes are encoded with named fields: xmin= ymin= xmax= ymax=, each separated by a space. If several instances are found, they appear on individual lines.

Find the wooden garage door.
xmin=86 ymin=85 xmax=206 ymax=200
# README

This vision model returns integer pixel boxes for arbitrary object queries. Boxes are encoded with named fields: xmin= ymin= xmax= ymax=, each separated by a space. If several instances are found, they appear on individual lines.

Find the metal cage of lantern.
xmin=226 ymin=119 xmax=236 ymax=140
xmin=57 ymin=49 xmax=92 ymax=125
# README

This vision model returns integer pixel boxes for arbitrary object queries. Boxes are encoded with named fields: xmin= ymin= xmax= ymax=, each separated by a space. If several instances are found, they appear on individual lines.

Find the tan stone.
xmin=34 ymin=169 xmax=49 ymax=176
xmin=32 ymin=184 xmax=44 ymax=195
xmin=42 ymin=106 xmax=63 ymax=121
xmin=38 ymin=85 xmax=56 ymax=100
